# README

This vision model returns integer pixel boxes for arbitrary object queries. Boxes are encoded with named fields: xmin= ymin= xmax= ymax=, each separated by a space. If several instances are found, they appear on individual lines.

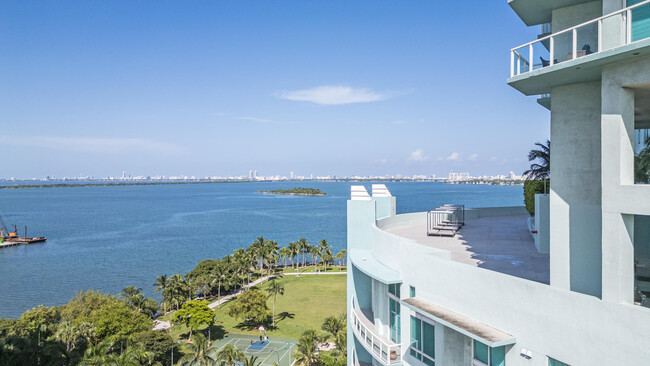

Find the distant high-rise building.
xmin=254 ymin=170 xmax=258 ymax=179
xmin=122 ymin=171 xmax=126 ymax=179
xmin=290 ymin=171 xmax=294 ymax=179
xmin=249 ymin=170 xmax=253 ymax=180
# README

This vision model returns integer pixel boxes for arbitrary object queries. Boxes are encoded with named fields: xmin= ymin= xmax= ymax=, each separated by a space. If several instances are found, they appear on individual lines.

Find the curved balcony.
xmin=350 ymin=297 xmax=401 ymax=365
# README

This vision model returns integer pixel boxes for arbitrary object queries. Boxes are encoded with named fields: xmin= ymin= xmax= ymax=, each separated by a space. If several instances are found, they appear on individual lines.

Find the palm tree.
xmin=80 ymin=341 xmax=111 ymax=365
xmin=120 ymin=286 xmax=145 ymax=312
xmin=180 ymin=334 xmax=217 ymax=366
xmin=309 ymin=246 xmax=319 ymax=270
xmin=117 ymin=343 xmax=156 ymax=365
xmin=169 ymin=274 xmax=188 ymax=310
xmin=211 ymin=264 xmax=228 ymax=309
xmin=280 ymin=247 xmax=290 ymax=269
xmin=297 ymin=238 xmax=310 ymax=268
xmin=318 ymin=240 xmax=332 ymax=271
xmin=293 ymin=330 xmax=320 ymax=366
xmin=216 ymin=344 xmax=245 ymax=366
xmin=53 ymin=321 xmax=78 ymax=353
xmin=233 ymin=248 xmax=251 ymax=290
xmin=154 ymin=274 xmax=169 ymax=314
xmin=288 ymin=241 xmax=299 ymax=269
xmin=266 ymin=277 xmax=285 ymax=327
xmin=243 ymin=355 xmax=260 ymax=366
xmin=185 ymin=277 xmax=195 ymax=301
xmin=335 ymin=249 xmax=347 ymax=271
xmin=523 ymin=139 xmax=551 ymax=181
xmin=250 ymin=237 xmax=266 ymax=275
xmin=321 ymin=316 xmax=344 ymax=340
xmin=263 ymin=240 xmax=280 ymax=278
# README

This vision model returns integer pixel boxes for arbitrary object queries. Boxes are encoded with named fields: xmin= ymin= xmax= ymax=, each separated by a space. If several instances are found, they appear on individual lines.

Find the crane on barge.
xmin=0 ymin=213 xmax=46 ymax=246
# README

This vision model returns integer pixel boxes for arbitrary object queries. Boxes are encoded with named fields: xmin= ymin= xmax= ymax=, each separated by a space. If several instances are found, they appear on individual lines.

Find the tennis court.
xmin=210 ymin=334 xmax=297 ymax=366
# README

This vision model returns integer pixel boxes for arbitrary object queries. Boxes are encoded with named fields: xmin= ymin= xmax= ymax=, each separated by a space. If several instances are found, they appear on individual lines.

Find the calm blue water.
xmin=0 ymin=181 xmax=523 ymax=318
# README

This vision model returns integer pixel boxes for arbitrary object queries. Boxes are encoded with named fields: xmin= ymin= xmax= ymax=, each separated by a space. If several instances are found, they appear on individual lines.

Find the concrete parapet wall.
xmin=371 ymin=210 xmax=650 ymax=365
xmin=465 ymin=206 xmax=528 ymax=219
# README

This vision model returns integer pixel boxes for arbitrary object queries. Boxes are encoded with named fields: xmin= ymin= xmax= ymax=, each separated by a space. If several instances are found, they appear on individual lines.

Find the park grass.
xmin=169 ymin=273 xmax=346 ymax=342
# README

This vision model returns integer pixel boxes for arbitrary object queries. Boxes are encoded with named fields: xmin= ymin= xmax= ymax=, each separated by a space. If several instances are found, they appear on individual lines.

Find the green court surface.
xmin=211 ymin=334 xmax=297 ymax=366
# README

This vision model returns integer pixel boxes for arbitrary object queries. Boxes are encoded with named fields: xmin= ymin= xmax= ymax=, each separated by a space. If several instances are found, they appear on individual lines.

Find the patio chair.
xmin=540 ymin=57 xmax=558 ymax=67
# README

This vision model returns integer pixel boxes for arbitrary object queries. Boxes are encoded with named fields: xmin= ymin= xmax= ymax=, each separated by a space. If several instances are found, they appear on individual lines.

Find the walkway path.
xmin=208 ymin=271 xmax=346 ymax=309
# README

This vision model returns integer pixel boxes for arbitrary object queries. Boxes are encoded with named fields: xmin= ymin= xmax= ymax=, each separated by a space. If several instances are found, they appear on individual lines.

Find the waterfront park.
xmin=0 ymin=237 xmax=348 ymax=366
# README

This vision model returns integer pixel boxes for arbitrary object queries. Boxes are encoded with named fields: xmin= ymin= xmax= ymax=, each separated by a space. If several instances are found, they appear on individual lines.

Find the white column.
xmin=601 ymin=71 xmax=636 ymax=303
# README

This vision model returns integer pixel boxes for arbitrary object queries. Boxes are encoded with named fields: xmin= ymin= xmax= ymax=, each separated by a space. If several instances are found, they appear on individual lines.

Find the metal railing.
xmin=511 ymin=0 xmax=650 ymax=77
xmin=350 ymin=298 xmax=401 ymax=365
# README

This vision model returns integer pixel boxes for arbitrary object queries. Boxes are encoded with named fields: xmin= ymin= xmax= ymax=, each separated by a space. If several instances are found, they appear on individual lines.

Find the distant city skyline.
xmin=1 ymin=1 xmax=548 ymax=178
xmin=1 ymin=168 xmax=524 ymax=182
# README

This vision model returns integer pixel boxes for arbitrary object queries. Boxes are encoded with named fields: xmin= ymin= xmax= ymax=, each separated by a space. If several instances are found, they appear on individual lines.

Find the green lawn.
xmin=169 ymin=273 xmax=346 ymax=342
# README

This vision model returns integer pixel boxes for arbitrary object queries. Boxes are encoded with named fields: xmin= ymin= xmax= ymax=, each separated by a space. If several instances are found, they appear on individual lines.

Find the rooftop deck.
xmin=383 ymin=214 xmax=550 ymax=284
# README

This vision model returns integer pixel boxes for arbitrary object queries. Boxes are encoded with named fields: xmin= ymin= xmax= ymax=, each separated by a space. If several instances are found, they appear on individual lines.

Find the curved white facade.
xmin=347 ymin=185 xmax=650 ymax=366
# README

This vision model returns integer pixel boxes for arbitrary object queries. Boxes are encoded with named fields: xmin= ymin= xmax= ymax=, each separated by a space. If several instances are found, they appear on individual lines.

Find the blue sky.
xmin=1 ymin=1 xmax=548 ymax=179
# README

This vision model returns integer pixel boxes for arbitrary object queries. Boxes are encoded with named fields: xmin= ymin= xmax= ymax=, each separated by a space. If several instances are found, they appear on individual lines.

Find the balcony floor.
xmin=383 ymin=214 xmax=549 ymax=284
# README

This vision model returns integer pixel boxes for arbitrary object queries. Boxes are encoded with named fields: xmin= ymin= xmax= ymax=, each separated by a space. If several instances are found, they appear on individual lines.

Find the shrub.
xmin=523 ymin=179 xmax=550 ymax=216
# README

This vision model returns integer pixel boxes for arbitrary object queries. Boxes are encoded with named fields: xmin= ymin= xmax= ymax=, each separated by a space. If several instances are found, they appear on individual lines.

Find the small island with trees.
xmin=258 ymin=188 xmax=326 ymax=196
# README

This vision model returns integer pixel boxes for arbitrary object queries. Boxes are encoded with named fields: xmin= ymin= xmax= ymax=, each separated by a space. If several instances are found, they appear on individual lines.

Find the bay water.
xmin=0 ymin=181 xmax=524 ymax=318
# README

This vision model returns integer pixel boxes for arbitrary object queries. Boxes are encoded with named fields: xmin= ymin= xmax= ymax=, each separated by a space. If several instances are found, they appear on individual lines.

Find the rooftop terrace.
xmin=383 ymin=213 xmax=550 ymax=284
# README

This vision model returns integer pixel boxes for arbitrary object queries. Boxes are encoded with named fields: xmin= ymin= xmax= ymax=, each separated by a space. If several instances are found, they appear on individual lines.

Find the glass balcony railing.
xmin=511 ymin=0 xmax=650 ymax=77
xmin=350 ymin=297 xmax=402 ymax=365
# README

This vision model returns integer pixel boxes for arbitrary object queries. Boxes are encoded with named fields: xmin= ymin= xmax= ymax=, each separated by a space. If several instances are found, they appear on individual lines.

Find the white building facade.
xmin=347 ymin=1 xmax=650 ymax=364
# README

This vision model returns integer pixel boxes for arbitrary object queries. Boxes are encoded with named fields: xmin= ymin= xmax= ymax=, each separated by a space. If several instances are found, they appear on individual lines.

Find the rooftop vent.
xmin=371 ymin=184 xmax=392 ymax=197
xmin=351 ymin=186 xmax=371 ymax=201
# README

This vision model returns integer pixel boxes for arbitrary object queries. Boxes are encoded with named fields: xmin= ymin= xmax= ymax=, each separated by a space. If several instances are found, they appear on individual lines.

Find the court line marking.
xmin=213 ymin=337 xmax=296 ymax=366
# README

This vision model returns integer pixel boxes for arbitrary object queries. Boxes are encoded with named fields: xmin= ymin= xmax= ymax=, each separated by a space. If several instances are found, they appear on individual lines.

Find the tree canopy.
xmin=172 ymin=300 xmax=216 ymax=340
xmin=226 ymin=289 xmax=270 ymax=325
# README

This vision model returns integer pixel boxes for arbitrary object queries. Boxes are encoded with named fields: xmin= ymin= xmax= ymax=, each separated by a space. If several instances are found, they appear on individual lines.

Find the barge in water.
xmin=0 ymin=222 xmax=47 ymax=248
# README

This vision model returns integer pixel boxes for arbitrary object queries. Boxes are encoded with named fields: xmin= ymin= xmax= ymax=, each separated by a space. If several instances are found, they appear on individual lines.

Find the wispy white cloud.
xmin=408 ymin=149 xmax=429 ymax=162
xmin=237 ymin=116 xmax=271 ymax=123
xmin=392 ymin=120 xmax=407 ymax=125
xmin=5 ymin=136 xmax=183 ymax=155
xmin=278 ymin=86 xmax=391 ymax=105
xmin=446 ymin=152 xmax=460 ymax=161
xmin=468 ymin=153 xmax=478 ymax=161
xmin=374 ymin=158 xmax=388 ymax=164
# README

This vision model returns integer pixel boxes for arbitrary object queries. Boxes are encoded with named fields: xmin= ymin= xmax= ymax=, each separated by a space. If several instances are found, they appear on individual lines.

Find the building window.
xmin=472 ymin=340 xmax=505 ymax=366
xmin=389 ymin=298 xmax=401 ymax=343
xmin=409 ymin=316 xmax=435 ymax=366
xmin=410 ymin=286 xmax=416 ymax=297
xmin=548 ymin=357 xmax=570 ymax=366
xmin=389 ymin=283 xmax=401 ymax=298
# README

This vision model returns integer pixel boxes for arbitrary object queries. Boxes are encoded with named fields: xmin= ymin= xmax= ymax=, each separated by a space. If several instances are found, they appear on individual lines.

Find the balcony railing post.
xmin=598 ymin=19 xmax=602 ymax=51
xmin=627 ymin=9 xmax=632 ymax=43
xmin=510 ymin=50 xmax=514 ymax=77
xmin=517 ymin=53 xmax=521 ymax=75
xmin=529 ymin=44 xmax=533 ymax=72
xmin=549 ymin=36 xmax=555 ymax=65
xmin=572 ymin=28 xmax=577 ymax=59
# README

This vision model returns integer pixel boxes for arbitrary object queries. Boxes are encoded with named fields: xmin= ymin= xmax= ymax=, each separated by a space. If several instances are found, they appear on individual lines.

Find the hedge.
xmin=523 ymin=179 xmax=550 ymax=216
